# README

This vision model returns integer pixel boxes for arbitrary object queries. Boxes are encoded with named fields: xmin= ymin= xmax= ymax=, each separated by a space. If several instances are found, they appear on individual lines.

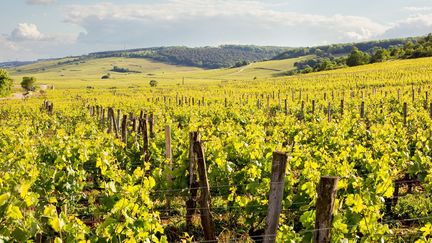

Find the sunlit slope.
xmin=8 ymin=57 xmax=204 ymax=88
xmin=160 ymin=55 xmax=313 ymax=80
xmin=7 ymin=56 xmax=311 ymax=88
xmin=7 ymin=56 xmax=432 ymax=90
xmin=284 ymin=57 xmax=432 ymax=89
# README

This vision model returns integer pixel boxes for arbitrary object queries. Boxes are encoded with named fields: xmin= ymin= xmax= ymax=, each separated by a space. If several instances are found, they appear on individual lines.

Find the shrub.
xmin=101 ymin=73 xmax=111 ymax=79
xmin=149 ymin=80 xmax=158 ymax=87
xmin=0 ymin=69 xmax=13 ymax=97
xmin=21 ymin=76 xmax=36 ymax=91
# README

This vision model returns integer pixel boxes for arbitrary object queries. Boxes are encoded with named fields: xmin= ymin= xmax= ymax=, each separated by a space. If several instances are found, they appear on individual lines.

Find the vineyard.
xmin=1 ymin=57 xmax=432 ymax=242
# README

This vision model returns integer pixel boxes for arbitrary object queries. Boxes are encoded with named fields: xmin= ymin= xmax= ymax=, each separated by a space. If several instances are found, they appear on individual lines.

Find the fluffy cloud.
xmin=64 ymin=1 xmax=389 ymax=47
xmin=383 ymin=14 xmax=432 ymax=38
xmin=26 ymin=0 xmax=56 ymax=5
xmin=9 ymin=23 xmax=47 ymax=41
xmin=404 ymin=6 xmax=432 ymax=12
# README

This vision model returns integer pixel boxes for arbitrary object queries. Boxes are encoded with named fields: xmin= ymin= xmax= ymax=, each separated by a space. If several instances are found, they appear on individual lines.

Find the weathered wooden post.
xmin=360 ymin=101 xmax=365 ymax=118
xmin=121 ymin=114 xmax=127 ymax=144
xmin=313 ymin=176 xmax=339 ymax=243
xmin=140 ymin=115 xmax=150 ymax=161
xmin=267 ymin=95 xmax=270 ymax=111
xmin=284 ymin=99 xmax=288 ymax=115
xmin=312 ymin=100 xmax=315 ymax=114
xmin=430 ymin=103 xmax=432 ymax=119
xmin=149 ymin=113 xmax=154 ymax=138
xmin=165 ymin=125 xmax=172 ymax=209
xmin=264 ymin=152 xmax=288 ymax=243
xmin=186 ymin=132 xmax=199 ymax=229
xmin=403 ymin=102 xmax=407 ymax=125
xmin=340 ymin=99 xmax=344 ymax=116
xmin=117 ymin=109 xmax=121 ymax=132
xmin=194 ymin=137 xmax=217 ymax=241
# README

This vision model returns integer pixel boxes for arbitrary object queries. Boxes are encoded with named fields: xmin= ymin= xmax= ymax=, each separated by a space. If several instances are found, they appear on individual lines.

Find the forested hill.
xmin=273 ymin=37 xmax=413 ymax=60
xmin=88 ymin=45 xmax=292 ymax=69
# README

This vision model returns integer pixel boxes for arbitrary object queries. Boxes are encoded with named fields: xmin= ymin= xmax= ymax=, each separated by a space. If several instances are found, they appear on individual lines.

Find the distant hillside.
xmin=273 ymin=37 xmax=414 ymax=60
xmin=0 ymin=61 xmax=36 ymax=68
xmin=88 ymin=45 xmax=292 ymax=69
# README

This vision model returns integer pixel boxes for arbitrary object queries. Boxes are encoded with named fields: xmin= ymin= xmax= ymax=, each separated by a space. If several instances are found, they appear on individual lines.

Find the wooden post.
xmin=257 ymin=99 xmax=261 ymax=110
xmin=313 ymin=176 xmax=339 ymax=243
xmin=165 ymin=125 xmax=173 ymax=209
xmin=403 ymin=102 xmax=407 ymax=125
xmin=327 ymin=103 xmax=331 ymax=123
xmin=186 ymin=132 xmax=199 ymax=229
xmin=140 ymin=116 xmax=150 ymax=161
xmin=312 ymin=100 xmax=315 ymax=114
xmin=117 ymin=109 xmax=121 ymax=132
xmin=267 ymin=95 xmax=270 ymax=111
xmin=412 ymin=87 xmax=415 ymax=102
xmin=202 ymin=96 xmax=205 ymax=106
xmin=107 ymin=108 xmax=113 ymax=133
xmin=284 ymin=99 xmax=288 ymax=115
xmin=194 ymin=138 xmax=216 ymax=241
xmin=397 ymin=89 xmax=400 ymax=101
xmin=263 ymin=152 xmax=288 ymax=243
xmin=340 ymin=99 xmax=344 ymax=116
xmin=360 ymin=101 xmax=365 ymax=118
xmin=48 ymin=103 xmax=53 ymax=115
xmin=430 ymin=103 xmax=432 ymax=119
xmin=300 ymin=100 xmax=304 ymax=120
xmin=121 ymin=114 xmax=128 ymax=143
xmin=100 ymin=108 xmax=105 ymax=124
xmin=149 ymin=113 xmax=154 ymax=138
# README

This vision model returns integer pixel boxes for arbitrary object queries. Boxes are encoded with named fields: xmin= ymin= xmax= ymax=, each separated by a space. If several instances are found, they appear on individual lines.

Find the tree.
xmin=371 ymin=48 xmax=390 ymax=63
xmin=149 ymin=80 xmax=158 ymax=87
xmin=346 ymin=47 xmax=370 ymax=67
xmin=21 ymin=77 xmax=36 ymax=91
xmin=0 ymin=69 xmax=13 ymax=97
xmin=101 ymin=73 xmax=111 ymax=79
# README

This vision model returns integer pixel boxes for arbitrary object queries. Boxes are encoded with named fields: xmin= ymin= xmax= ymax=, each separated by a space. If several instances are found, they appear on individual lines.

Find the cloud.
xmin=383 ymin=14 xmax=432 ymax=38
xmin=26 ymin=0 xmax=56 ymax=5
xmin=9 ymin=23 xmax=48 ymax=41
xmin=404 ymin=6 xmax=432 ymax=12
xmin=63 ymin=1 xmax=389 ymax=47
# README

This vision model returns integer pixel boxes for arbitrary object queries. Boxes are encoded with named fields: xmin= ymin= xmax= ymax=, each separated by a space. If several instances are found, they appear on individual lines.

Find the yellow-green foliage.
xmin=1 ymin=57 xmax=432 ymax=242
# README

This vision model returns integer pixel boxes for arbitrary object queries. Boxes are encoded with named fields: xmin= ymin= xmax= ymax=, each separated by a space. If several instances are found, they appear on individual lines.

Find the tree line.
xmin=279 ymin=34 xmax=432 ymax=76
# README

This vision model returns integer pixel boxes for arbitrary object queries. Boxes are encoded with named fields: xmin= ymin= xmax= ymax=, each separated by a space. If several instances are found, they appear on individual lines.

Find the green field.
xmin=7 ymin=56 xmax=312 ymax=89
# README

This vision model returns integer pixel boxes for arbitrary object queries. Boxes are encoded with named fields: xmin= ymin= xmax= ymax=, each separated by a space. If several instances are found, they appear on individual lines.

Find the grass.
xmin=7 ymin=56 xmax=312 ymax=89
xmin=6 ymin=55 xmax=432 ymax=92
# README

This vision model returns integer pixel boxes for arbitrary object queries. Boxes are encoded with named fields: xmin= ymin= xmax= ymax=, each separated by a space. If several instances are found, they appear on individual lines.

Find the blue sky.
xmin=1 ymin=0 xmax=432 ymax=62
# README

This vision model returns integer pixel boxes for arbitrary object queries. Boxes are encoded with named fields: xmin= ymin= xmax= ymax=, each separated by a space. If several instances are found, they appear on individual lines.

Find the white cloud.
xmin=63 ymin=1 xmax=389 ymax=47
xmin=26 ymin=0 xmax=56 ymax=5
xmin=404 ymin=6 xmax=432 ymax=12
xmin=383 ymin=14 xmax=432 ymax=38
xmin=9 ymin=23 xmax=47 ymax=41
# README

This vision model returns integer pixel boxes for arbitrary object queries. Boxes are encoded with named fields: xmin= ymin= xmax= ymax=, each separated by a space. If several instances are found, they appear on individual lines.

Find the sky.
xmin=1 ymin=0 xmax=432 ymax=62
